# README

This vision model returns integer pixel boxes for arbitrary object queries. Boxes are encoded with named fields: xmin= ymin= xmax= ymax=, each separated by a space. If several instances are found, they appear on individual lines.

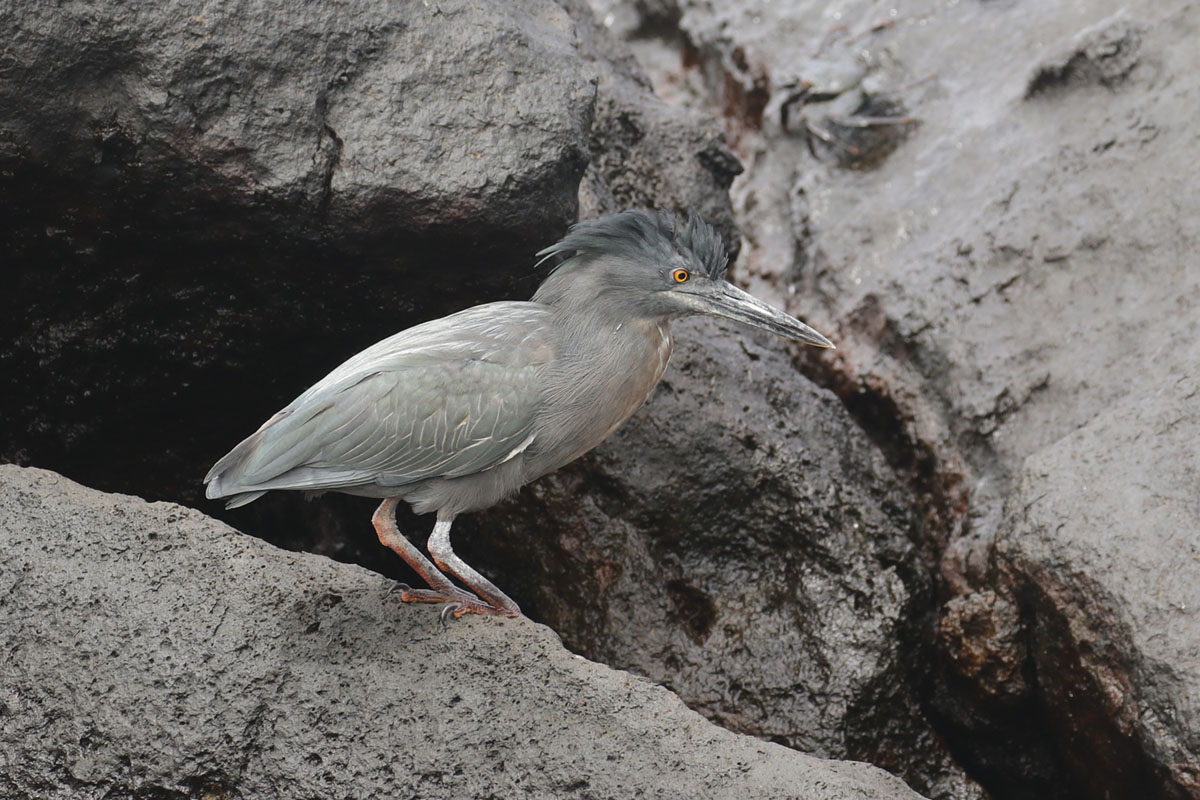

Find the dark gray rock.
xmin=0 ymin=0 xmax=596 ymax=526
xmin=472 ymin=316 xmax=964 ymax=795
xmin=1 ymin=0 xmax=594 ymax=243
xmin=0 ymin=464 xmax=926 ymax=800
xmin=994 ymin=371 xmax=1200 ymax=798
xmin=17 ymin=0 xmax=1198 ymax=794
xmin=559 ymin=0 xmax=742 ymax=248
xmin=593 ymin=0 xmax=1200 ymax=797
xmin=0 ymin=0 xmax=745 ymax=566
xmin=1 ymin=0 xmax=939 ymax=795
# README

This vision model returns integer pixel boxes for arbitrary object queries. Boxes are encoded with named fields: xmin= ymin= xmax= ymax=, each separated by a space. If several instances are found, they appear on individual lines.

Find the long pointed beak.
xmin=685 ymin=282 xmax=834 ymax=348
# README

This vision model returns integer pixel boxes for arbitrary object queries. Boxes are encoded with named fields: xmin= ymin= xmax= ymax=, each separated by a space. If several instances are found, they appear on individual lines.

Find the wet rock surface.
xmin=994 ymin=370 xmax=1200 ymax=797
xmin=1 ymin=0 xmax=594 ymax=531
xmin=473 ymin=317 xmax=953 ymax=785
xmin=6 ymin=0 xmax=1200 ymax=798
xmin=591 ymin=0 xmax=1200 ymax=798
xmin=0 ymin=465 xmax=926 ymax=800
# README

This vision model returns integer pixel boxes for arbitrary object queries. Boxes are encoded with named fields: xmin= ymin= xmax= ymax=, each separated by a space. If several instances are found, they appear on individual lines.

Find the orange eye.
xmin=672 ymin=268 xmax=690 ymax=283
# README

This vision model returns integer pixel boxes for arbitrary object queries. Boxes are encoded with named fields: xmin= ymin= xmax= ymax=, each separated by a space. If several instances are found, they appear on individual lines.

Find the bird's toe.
xmin=389 ymin=581 xmax=507 ymax=620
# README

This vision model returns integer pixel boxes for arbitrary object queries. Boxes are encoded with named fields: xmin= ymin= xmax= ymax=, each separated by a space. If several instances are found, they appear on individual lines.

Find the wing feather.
xmin=205 ymin=302 xmax=554 ymax=501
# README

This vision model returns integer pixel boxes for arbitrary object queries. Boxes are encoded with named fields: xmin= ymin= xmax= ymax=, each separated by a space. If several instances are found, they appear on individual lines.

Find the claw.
xmin=387 ymin=580 xmax=508 ymax=620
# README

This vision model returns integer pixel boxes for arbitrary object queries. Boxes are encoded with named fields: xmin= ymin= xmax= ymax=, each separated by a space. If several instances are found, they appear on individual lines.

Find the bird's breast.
xmin=601 ymin=320 xmax=671 ymax=438
xmin=525 ymin=318 xmax=674 ymax=476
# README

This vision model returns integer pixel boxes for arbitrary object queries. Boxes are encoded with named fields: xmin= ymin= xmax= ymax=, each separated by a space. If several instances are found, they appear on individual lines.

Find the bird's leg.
xmin=427 ymin=512 xmax=523 ymax=618
xmin=371 ymin=498 xmax=497 ymax=615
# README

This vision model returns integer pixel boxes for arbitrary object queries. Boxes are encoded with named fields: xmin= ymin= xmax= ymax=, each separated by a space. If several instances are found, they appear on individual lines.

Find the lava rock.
xmin=559 ymin=0 xmax=743 ymax=246
xmin=0 ymin=0 xmax=745 ymax=572
xmin=599 ymin=1 xmax=1200 ymax=797
xmin=465 ymin=317 xmax=974 ymax=796
xmin=0 ymin=464 xmax=927 ymax=800
xmin=0 ymin=0 xmax=596 ymax=520
xmin=994 ymin=372 xmax=1200 ymax=798
xmin=1 ymin=0 xmax=595 ymax=244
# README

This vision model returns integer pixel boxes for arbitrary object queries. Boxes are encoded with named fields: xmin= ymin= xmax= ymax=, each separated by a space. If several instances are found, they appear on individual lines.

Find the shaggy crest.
xmin=536 ymin=209 xmax=729 ymax=280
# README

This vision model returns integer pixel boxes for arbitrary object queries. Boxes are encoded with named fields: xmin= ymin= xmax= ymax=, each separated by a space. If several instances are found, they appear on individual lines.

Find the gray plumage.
xmin=535 ymin=207 xmax=729 ymax=281
xmin=205 ymin=209 xmax=832 ymax=619
xmin=206 ymin=303 xmax=550 ymax=512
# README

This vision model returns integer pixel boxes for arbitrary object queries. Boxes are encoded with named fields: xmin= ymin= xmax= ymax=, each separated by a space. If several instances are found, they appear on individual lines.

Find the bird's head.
xmin=533 ymin=209 xmax=833 ymax=348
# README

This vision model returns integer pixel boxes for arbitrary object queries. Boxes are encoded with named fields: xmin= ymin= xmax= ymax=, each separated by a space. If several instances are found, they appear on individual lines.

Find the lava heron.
xmin=205 ymin=210 xmax=832 ymax=619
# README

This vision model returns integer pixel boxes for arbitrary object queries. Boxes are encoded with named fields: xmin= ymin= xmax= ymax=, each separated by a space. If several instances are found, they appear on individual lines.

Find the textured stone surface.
xmin=995 ymin=371 xmax=1200 ymax=797
xmin=0 ymin=465 xmax=926 ymax=800
xmin=473 ymin=317 xmax=937 ymax=773
xmin=10 ymin=0 xmax=1199 ymax=796
xmin=2 ymin=1 xmax=943 ymax=797
xmin=1 ymin=0 xmax=594 ymax=241
xmin=591 ymin=0 xmax=1200 ymax=797
xmin=0 ymin=0 xmax=743 ymax=576
xmin=561 ymin=0 xmax=742 ymax=247
xmin=0 ymin=0 xmax=595 ymax=520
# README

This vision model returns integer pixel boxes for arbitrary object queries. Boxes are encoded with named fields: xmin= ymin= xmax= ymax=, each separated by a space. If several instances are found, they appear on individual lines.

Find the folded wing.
xmin=204 ymin=302 xmax=554 ymax=507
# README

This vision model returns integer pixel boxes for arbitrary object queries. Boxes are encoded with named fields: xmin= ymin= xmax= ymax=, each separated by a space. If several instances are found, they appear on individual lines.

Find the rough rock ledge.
xmin=0 ymin=465 xmax=924 ymax=800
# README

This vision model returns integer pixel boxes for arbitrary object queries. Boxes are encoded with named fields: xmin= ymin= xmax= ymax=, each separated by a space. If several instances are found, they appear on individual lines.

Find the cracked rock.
xmin=994 ymin=372 xmax=1200 ymax=798
xmin=468 ymin=317 xmax=976 ymax=799
xmin=588 ymin=1 xmax=1200 ymax=797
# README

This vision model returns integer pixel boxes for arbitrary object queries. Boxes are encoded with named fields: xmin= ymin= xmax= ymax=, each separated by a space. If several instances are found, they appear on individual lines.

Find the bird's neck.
xmin=532 ymin=258 xmax=666 ymax=321
xmin=526 ymin=305 xmax=674 ymax=473
xmin=544 ymin=285 xmax=674 ymax=366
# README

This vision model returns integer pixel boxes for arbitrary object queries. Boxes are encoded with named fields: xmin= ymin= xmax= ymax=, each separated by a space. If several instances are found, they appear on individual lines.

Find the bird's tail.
xmin=221 ymin=490 xmax=267 ymax=509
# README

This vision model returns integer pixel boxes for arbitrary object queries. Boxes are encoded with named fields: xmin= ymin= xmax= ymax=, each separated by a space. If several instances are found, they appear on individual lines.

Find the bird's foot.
xmin=390 ymin=581 xmax=484 ymax=606
xmin=390 ymin=582 xmax=516 ymax=620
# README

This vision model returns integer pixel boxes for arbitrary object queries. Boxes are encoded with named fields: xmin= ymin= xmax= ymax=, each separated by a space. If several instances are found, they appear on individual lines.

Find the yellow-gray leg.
xmin=428 ymin=511 xmax=523 ymax=618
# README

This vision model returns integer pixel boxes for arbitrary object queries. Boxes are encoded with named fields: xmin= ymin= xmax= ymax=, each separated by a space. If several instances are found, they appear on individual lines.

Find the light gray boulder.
xmin=0 ymin=465 xmax=926 ymax=800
